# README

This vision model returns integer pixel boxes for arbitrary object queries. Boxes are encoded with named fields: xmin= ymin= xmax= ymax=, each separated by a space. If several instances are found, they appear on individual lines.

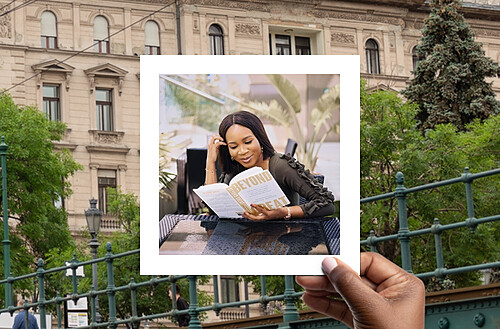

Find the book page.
xmin=194 ymin=184 xmax=245 ymax=218
xmin=228 ymin=169 xmax=290 ymax=212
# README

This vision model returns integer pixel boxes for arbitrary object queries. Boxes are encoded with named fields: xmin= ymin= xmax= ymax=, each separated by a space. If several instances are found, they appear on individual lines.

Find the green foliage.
xmin=0 ymin=92 xmax=81 ymax=301
xmin=97 ymin=188 xmax=212 ymax=327
xmin=402 ymin=0 xmax=500 ymax=131
xmin=361 ymin=81 xmax=500 ymax=290
xmin=243 ymin=75 xmax=340 ymax=171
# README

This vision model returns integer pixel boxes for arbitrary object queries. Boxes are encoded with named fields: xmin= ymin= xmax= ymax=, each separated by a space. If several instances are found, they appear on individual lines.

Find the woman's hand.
xmin=243 ymin=204 xmax=287 ymax=221
xmin=207 ymin=134 xmax=226 ymax=164
xmin=296 ymin=253 xmax=425 ymax=329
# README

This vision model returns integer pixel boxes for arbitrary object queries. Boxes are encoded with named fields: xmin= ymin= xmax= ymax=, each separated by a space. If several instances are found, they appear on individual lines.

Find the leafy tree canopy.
xmin=0 ymin=92 xmax=81 ymax=297
xmin=361 ymin=81 xmax=500 ymax=289
xmin=402 ymin=0 xmax=500 ymax=131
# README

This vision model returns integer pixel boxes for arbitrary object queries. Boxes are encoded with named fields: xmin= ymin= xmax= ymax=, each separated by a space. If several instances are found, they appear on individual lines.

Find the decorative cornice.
xmin=84 ymin=63 xmax=128 ymax=95
xmin=86 ymin=145 xmax=130 ymax=154
xmin=53 ymin=142 xmax=78 ymax=151
xmin=331 ymin=32 xmax=355 ymax=44
xmin=235 ymin=23 xmax=261 ymax=36
xmin=32 ymin=59 xmax=75 ymax=90
xmin=0 ymin=5 xmax=12 ymax=39
xmin=88 ymin=130 xmax=125 ymax=144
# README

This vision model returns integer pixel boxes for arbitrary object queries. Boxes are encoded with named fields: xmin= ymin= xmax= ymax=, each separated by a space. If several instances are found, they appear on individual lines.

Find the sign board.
xmin=65 ymin=262 xmax=85 ymax=277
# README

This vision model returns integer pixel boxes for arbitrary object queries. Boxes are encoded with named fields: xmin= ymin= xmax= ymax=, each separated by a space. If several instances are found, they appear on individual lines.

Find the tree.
xmin=361 ymin=81 xmax=500 ymax=289
xmin=402 ymin=0 xmax=500 ymax=131
xmin=0 ymin=92 xmax=81 ymax=298
xmin=96 ymin=188 xmax=212 ymax=328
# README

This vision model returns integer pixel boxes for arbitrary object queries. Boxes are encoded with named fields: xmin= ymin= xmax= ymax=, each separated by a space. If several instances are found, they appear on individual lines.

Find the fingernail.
xmin=322 ymin=257 xmax=338 ymax=274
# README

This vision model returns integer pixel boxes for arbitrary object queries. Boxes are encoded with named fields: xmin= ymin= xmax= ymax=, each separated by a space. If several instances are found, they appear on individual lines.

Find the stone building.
xmin=0 ymin=0 xmax=499 ymax=322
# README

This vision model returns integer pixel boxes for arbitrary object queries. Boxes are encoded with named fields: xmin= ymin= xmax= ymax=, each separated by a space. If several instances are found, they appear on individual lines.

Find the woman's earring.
xmin=231 ymin=156 xmax=234 ymax=161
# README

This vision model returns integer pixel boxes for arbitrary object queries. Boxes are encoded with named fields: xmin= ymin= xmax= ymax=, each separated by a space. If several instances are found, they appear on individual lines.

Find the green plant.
xmin=241 ymin=74 xmax=340 ymax=171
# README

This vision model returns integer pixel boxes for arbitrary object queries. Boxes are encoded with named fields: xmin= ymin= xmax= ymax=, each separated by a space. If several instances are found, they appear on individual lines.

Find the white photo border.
xmin=140 ymin=55 xmax=360 ymax=275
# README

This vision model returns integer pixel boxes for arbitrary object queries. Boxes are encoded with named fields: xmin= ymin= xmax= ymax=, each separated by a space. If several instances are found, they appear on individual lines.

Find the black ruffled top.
xmin=220 ymin=153 xmax=335 ymax=218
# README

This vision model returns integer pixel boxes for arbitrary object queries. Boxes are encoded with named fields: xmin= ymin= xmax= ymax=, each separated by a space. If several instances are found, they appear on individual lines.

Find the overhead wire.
xmin=0 ymin=0 xmax=40 ymax=18
xmin=2 ymin=0 xmax=175 ymax=94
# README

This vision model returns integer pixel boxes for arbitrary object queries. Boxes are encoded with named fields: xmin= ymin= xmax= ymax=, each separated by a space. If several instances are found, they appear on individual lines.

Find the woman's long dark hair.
xmin=218 ymin=111 xmax=275 ymax=174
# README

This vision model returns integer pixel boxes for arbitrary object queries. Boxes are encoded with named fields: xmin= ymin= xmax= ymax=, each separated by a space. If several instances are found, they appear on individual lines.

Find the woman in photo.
xmin=204 ymin=110 xmax=335 ymax=221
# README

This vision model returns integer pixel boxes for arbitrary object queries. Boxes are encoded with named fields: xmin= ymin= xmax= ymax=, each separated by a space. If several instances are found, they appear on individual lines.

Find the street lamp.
xmin=85 ymin=198 xmax=102 ymax=322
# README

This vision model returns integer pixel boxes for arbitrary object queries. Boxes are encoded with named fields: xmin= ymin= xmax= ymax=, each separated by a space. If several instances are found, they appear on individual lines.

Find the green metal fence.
xmin=360 ymin=167 xmax=500 ymax=279
xmin=1 ymin=131 xmax=499 ymax=329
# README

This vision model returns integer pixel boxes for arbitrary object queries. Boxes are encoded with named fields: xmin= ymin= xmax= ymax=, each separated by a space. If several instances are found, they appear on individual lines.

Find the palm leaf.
xmin=310 ymin=85 xmax=340 ymax=135
xmin=243 ymin=100 xmax=293 ymax=128
xmin=266 ymin=74 xmax=302 ymax=114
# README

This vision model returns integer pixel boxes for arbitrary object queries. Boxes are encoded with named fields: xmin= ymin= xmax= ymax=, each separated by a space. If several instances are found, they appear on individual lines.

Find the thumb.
xmin=322 ymin=257 xmax=382 ymax=310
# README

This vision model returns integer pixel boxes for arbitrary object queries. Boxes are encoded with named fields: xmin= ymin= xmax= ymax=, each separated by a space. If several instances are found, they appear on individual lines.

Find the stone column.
xmin=73 ymin=3 xmax=80 ymax=49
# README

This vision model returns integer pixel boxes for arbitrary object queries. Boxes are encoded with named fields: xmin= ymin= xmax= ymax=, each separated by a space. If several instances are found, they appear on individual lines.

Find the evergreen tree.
xmin=402 ymin=0 xmax=500 ymax=131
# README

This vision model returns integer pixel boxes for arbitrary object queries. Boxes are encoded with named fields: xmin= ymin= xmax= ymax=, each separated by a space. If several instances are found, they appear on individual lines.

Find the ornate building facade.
xmin=0 ymin=0 xmax=499 ymax=321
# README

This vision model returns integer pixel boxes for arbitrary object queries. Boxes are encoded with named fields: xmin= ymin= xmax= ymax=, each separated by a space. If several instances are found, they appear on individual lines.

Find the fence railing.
xmin=1 ymin=167 xmax=499 ymax=329
xmin=360 ymin=167 xmax=500 ymax=279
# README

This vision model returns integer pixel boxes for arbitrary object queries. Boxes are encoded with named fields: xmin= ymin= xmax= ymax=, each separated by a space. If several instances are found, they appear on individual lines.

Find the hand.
xmin=296 ymin=252 xmax=425 ymax=329
xmin=242 ymin=204 xmax=286 ymax=221
xmin=207 ymin=134 xmax=226 ymax=164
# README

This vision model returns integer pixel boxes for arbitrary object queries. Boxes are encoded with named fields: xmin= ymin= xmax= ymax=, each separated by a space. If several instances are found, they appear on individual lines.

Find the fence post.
xmin=130 ymin=278 xmax=138 ymax=328
xmin=187 ymin=275 xmax=202 ymax=329
xmin=212 ymin=276 xmax=221 ymax=316
xmin=431 ymin=218 xmax=445 ymax=279
xmin=281 ymin=275 xmax=299 ymax=327
xmin=37 ymin=259 xmax=47 ymax=329
xmin=259 ymin=276 xmax=268 ymax=313
xmin=368 ymin=230 xmax=377 ymax=252
xmin=462 ymin=167 xmax=477 ymax=233
xmin=0 ymin=137 xmax=11 ymax=308
xmin=105 ymin=242 xmax=117 ymax=329
xmin=56 ymin=292 xmax=62 ymax=329
xmin=395 ymin=172 xmax=413 ymax=273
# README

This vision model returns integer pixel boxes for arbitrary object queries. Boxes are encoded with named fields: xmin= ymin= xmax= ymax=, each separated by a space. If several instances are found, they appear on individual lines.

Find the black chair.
xmin=186 ymin=148 xmax=208 ymax=214
xmin=176 ymin=153 xmax=188 ymax=214
xmin=285 ymin=138 xmax=298 ymax=157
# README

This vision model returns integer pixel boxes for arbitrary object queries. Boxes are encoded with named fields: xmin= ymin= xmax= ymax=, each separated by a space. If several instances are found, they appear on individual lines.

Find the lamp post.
xmin=0 ymin=136 xmax=11 ymax=307
xmin=85 ymin=198 xmax=102 ymax=322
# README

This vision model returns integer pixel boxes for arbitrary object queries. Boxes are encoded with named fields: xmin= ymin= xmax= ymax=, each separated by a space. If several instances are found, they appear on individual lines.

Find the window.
xmin=96 ymin=89 xmax=113 ymax=131
xmin=412 ymin=46 xmax=424 ymax=72
xmin=270 ymin=34 xmax=311 ymax=55
xmin=275 ymin=35 xmax=291 ymax=55
xmin=209 ymin=24 xmax=224 ymax=55
xmin=365 ymin=39 xmax=380 ymax=74
xmin=98 ymin=169 xmax=116 ymax=214
xmin=43 ymin=85 xmax=60 ymax=121
xmin=94 ymin=16 xmax=109 ymax=53
xmin=145 ymin=21 xmax=160 ymax=55
xmin=41 ymin=11 xmax=57 ymax=49
xmin=294 ymin=36 xmax=311 ymax=55
xmin=220 ymin=276 xmax=239 ymax=303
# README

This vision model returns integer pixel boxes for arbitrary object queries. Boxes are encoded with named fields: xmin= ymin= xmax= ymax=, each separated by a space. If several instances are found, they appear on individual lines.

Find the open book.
xmin=193 ymin=167 xmax=290 ymax=218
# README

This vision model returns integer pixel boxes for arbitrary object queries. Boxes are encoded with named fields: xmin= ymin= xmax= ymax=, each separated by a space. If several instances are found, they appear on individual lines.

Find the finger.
xmin=301 ymin=293 xmax=353 ymax=328
xmin=296 ymin=275 xmax=376 ymax=296
xmin=296 ymin=275 xmax=334 ymax=292
xmin=302 ymin=289 xmax=341 ymax=299
xmin=242 ymin=212 xmax=265 ymax=221
xmin=250 ymin=204 xmax=269 ymax=214
xmin=322 ymin=257 xmax=384 ymax=311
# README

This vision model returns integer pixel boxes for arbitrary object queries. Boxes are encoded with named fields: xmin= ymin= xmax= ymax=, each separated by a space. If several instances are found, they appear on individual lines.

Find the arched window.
xmin=365 ymin=39 xmax=380 ymax=74
xmin=41 ymin=11 xmax=57 ymax=49
xmin=94 ymin=16 xmax=109 ymax=53
xmin=145 ymin=21 xmax=160 ymax=55
xmin=209 ymin=24 xmax=224 ymax=55
xmin=412 ymin=46 xmax=424 ymax=72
